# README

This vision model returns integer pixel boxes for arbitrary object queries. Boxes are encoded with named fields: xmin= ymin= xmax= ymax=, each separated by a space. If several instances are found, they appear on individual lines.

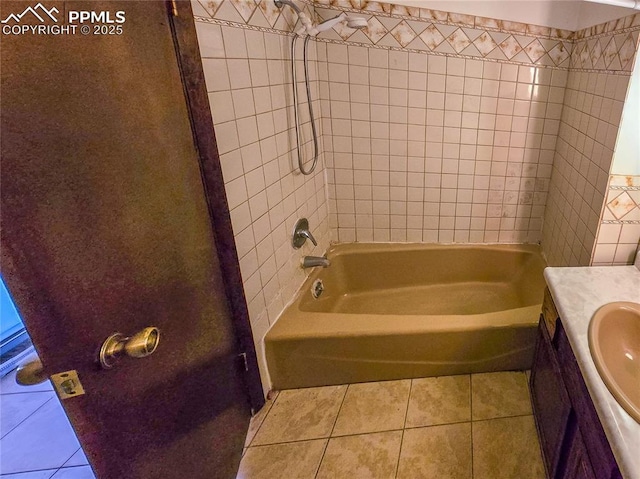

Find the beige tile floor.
xmin=238 ymin=371 xmax=545 ymax=479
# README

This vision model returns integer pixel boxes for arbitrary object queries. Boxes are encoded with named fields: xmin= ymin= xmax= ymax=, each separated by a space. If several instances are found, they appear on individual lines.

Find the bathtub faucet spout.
xmin=302 ymin=256 xmax=330 ymax=268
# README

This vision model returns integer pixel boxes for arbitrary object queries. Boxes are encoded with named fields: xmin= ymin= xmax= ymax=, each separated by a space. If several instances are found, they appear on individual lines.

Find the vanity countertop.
xmin=544 ymin=265 xmax=640 ymax=479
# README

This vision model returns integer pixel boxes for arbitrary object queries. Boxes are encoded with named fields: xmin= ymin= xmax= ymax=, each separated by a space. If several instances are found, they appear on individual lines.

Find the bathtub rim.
xmin=323 ymin=241 xmax=543 ymax=259
xmin=267 ymin=304 xmax=542 ymax=341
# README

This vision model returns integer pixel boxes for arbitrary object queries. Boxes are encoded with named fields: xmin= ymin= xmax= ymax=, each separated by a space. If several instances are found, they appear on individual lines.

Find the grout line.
xmin=0 ymin=464 xmax=92 ymax=476
xmin=470 ymin=419 xmax=475 ymax=479
xmin=469 ymin=372 xmax=474 ymax=420
xmin=472 ymin=412 xmax=536 ymax=423
xmin=56 ymin=445 xmax=85 ymax=474
xmin=248 ymin=436 xmax=334 ymax=449
xmin=254 ymin=421 xmax=499 ymax=447
xmin=327 ymin=384 xmax=349 ymax=439
xmin=245 ymin=390 xmax=282 ymax=448
xmin=402 ymin=379 xmax=413 ymax=430
xmin=394 ymin=429 xmax=405 ymax=479
xmin=313 ymin=385 xmax=349 ymax=479
xmin=0 ymin=389 xmax=55 ymax=395
xmin=49 ymin=464 xmax=95 ymax=479
xmin=403 ymin=418 xmax=472 ymax=430
xmin=59 ymin=446 xmax=82 ymax=468
xmin=0 ymin=395 xmax=55 ymax=441
xmin=1 ymin=467 xmax=58 ymax=477
xmin=393 ymin=378 xmax=414 ymax=479
xmin=312 ymin=438 xmax=329 ymax=479
xmin=469 ymin=374 xmax=474 ymax=479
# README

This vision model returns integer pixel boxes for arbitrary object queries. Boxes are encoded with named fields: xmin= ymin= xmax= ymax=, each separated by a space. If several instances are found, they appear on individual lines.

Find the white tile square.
xmin=195 ymin=22 xmax=225 ymax=58
xmin=227 ymin=59 xmax=252 ymax=89
xmin=231 ymin=88 xmax=256 ymax=119
xmin=225 ymin=176 xmax=248 ymax=210
xmin=327 ymin=43 xmax=348 ymax=64
xmin=597 ymin=223 xmax=622 ymax=243
xmin=447 ymin=57 xmax=465 ymax=77
xmin=215 ymin=120 xmax=240 ymax=154
xmin=209 ymin=91 xmax=235 ymax=123
xmin=236 ymin=117 xmax=259 ymax=147
xmin=348 ymin=45 xmax=369 ymax=66
xmin=249 ymin=59 xmax=270 ymax=87
xmin=427 ymin=55 xmax=446 ymax=74
xmin=202 ymin=59 xmax=230 ymax=92
xmin=221 ymin=25 xmax=248 ymax=58
xmin=245 ymin=29 xmax=266 ymax=59
xmin=369 ymin=48 xmax=388 ymax=68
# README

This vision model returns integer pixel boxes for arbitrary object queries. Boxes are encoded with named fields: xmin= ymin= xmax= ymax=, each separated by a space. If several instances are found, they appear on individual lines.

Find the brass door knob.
xmin=99 ymin=327 xmax=160 ymax=369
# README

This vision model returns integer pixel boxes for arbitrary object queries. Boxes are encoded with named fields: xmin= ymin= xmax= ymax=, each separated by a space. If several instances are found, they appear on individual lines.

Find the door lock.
xmin=99 ymin=327 xmax=160 ymax=369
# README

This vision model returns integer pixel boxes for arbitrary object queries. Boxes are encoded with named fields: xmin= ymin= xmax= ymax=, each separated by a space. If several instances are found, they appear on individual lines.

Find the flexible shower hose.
xmin=290 ymin=34 xmax=319 ymax=175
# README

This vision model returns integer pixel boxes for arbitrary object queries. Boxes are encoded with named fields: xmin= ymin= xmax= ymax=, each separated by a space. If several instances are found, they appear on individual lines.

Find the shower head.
xmin=275 ymin=0 xmax=316 ymax=36
xmin=314 ymin=12 xmax=368 ymax=35
xmin=275 ymin=0 xmax=368 ymax=37
xmin=346 ymin=16 xmax=368 ymax=29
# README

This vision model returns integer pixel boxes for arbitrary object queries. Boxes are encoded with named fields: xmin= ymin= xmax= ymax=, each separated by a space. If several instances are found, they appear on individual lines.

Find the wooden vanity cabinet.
xmin=563 ymin=425 xmax=597 ymax=479
xmin=530 ymin=290 xmax=621 ymax=479
xmin=531 ymin=316 xmax=572 ymax=478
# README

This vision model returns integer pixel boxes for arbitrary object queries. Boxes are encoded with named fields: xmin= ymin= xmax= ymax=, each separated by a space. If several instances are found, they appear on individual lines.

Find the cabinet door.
xmin=530 ymin=318 xmax=572 ymax=478
xmin=561 ymin=427 xmax=597 ymax=479
xmin=556 ymin=325 xmax=621 ymax=479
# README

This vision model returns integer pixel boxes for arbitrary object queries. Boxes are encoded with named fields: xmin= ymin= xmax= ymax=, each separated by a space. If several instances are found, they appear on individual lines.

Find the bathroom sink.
xmin=588 ymin=302 xmax=640 ymax=423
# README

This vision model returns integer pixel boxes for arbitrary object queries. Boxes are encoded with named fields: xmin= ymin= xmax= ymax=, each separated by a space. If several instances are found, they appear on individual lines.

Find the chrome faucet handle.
xmin=300 ymin=229 xmax=317 ymax=246
xmin=292 ymin=218 xmax=317 ymax=249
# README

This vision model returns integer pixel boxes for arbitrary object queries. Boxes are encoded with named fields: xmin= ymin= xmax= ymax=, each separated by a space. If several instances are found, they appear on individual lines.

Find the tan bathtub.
xmin=265 ymin=243 xmax=547 ymax=389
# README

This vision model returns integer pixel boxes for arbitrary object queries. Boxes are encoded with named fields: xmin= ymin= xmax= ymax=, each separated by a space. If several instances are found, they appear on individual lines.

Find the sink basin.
xmin=588 ymin=302 xmax=640 ymax=423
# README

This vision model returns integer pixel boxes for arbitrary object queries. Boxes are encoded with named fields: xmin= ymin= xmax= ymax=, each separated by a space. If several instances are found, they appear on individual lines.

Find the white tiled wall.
xmin=541 ymin=70 xmax=631 ymax=266
xmin=321 ymin=43 xmax=566 ymax=243
xmin=592 ymin=175 xmax=640 ymax=265
xmin=195 ymin=19 xmax=330 ymax=392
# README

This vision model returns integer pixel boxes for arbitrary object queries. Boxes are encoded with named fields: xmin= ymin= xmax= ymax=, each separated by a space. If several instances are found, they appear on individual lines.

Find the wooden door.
xmin=0 ymin=1 xmax=262 ymax=477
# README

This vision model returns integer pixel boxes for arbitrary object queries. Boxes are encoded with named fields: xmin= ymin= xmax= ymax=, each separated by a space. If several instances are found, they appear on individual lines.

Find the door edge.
xmin=166 ymin=0 xmax=266 ymax=412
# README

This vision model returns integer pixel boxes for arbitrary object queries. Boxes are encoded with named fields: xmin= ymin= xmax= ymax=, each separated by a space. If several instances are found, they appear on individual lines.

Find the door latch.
xmin=51 ymin=370 xmax=85 ymax=399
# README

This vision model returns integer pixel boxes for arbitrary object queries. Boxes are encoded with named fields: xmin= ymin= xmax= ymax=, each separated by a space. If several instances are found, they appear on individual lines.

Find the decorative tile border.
xmin=194 ymin=0 xmax=640 ymax=72
xmin=194 ymin=0 xmax=313 ymax=33
xmin=610 ymin=175 xmax=640 ymax=188
xmin=312 ymin=4 xmax=572 ymax=68
xmin=194 ymin=14 xmax=295 ymax=35
xmin=570 ymin=28 xmax=639 ymax=72
xmin=312 ymin=0 xmax=573 ymax=40
xmin=602 ymin=175 xmax=640 ymax=223
xmin=574 ymin=12 xmax=640 ymax=40
xmin=601 ymin=220 xmax=640 ymax=224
